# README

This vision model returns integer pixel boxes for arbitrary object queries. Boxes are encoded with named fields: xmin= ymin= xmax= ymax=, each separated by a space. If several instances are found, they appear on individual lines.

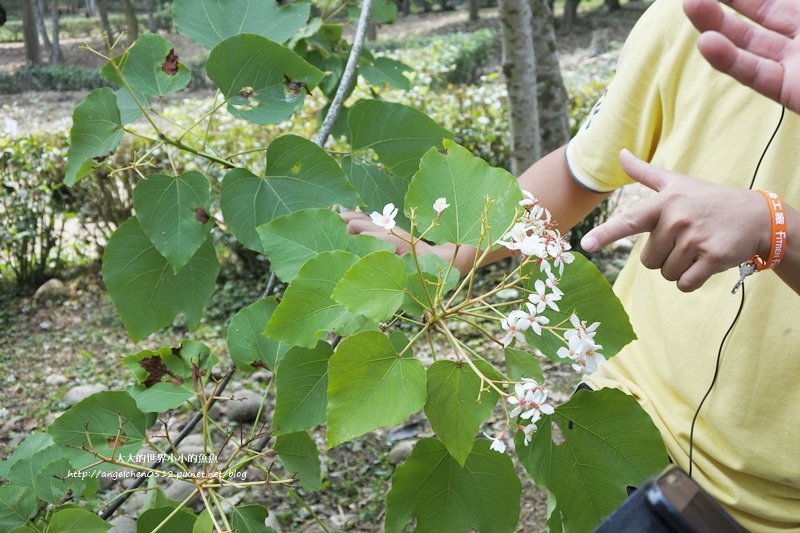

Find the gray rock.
xmin=176 ymin=433 xmax=207 ymax=457
xmin=388 ymin=440 xmax=416 ymax=464
xmin=64 ymin=384 xmax=108 ymax=406
xmin=252 ymin=369 xmax=273 ymax=383
xmin=44 ymin=411 xmax=64 ymax=426
xmin=164 ymin=479 xmax=197 ymax=502
xmin=266 ymin=514 xmax=282 ymax=533
xmin=33 ymin=278 xmax=72 ymax=303
xmin=108 ymin=516 xmax=137 ymax=533
xmin=227 ymin=390 xmax=263 ymax=423
xmin=45 ymin=374 xmax=68 ymax=386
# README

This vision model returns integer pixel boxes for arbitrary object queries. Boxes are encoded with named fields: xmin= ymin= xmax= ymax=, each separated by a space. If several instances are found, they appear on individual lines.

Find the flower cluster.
xmin=487 ymin=378 xmax=555 ymax=452
xmin=498 ymin=191 xmax=575 ymax=275
xmin=557 ymin=314 xmax=605 ymax=374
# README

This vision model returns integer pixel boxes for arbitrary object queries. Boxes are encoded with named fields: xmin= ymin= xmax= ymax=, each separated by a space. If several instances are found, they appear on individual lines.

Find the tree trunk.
xmin=402 ymin=0 xmax=410 ymax=16
xmin=49 ymin=0 xmax=62 ymax=63
xmin=35 ymin=0 xmax=52 ymax=57
xmin=605 ymin=0 xmax=620 ymax=10
xmin=499 ymin=0 xmax=540 ymax=174
xmin=530 ymin=0 xmax=569 ymax=153
xmin=123 ymin=0 xmax=138 ymax=43
xmin=97 ymin=0 xmax=114 ymax=41
xmin=366 ymin=19 xmax=377 ymax=41
xmin=85 ymin=0 xmax=96 ymax=16
xmin=563 ymin=0 xmax=578 ymax=30
xmin=147 ymin=0 xmax=157 ymax=32
xmin=469 ymin=0 xmax=479 ymax=21
xmin=21 ymin=0 xmax=42 ymax=64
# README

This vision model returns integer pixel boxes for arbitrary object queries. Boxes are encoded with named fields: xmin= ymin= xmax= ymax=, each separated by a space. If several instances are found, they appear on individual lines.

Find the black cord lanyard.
xmin=687 ymin=106 xmax=786 ymax=478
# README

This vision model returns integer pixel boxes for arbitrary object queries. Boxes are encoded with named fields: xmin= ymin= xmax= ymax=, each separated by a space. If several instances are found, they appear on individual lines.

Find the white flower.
xmin=521 ymin=303 xmax=549 ymax=335
xmin=547 ymin=238 xmax=575 ymax=275
xmin=508 ymin=379 xmax=555 ymax=422
xmin=544 ymin=271 xmax=564 ymax=296
xmin=522 ymin=422 xmax=537 ymax=446
xmin=557 ymin=335 xmax=585 ymax=361
xmin=519 ymin=235 xmax=547 ymax=258
xmin=369 ymin=203 xmax=399 ymax=231
xmin=565 ymin=314 xmax=600 ymax=342
xmin=519 ymin=190 xmax=537 ymax=209
xmin=529 ymin=279 xmax=561 ymax=313
xmin=0 ymin=407 xmax=8 ymax=419
xmin=477 ymin=116 xmax=491 ymax=125
xmin=6 ymin=375 xmax=16 ymax=383
xmin=433 ymin=197 xmax=450 ymax=216
xmin=500 ymin=311 xmax=530 ymax=347
xmin=485 ymin=431 xmax=507 ymax=453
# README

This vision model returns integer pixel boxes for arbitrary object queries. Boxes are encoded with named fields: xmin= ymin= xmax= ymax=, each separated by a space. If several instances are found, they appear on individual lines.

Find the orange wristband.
xmin=752 ymin=190 xmax=787 ymax=271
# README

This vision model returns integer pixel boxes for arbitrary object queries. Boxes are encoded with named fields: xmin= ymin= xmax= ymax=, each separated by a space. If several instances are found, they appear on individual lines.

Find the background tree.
xmin=146 ymin=0 xmax=157 ymax=33
xmin=122 ymin=0 xmax=138 ymax=43
xmin=35 ymin=0 xmax=52 ymax=58
xmin=21 ymin=0 xmax=42 ymax=64
xmin=96 ymin=0 xmax=113 ymax=40
xmin=469 ymin=0 xmax=479 ymax=21
xmin=50 ymin=0 xmax=62 ymax=64
xmin=499 ymin=0 xmax=541 ymax=173
xmin=531 ymin=0 xmax=569 ymax=152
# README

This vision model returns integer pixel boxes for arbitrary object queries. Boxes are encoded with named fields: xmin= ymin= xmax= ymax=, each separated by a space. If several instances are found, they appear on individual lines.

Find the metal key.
xmin=731 ymin=261 xmax=756 ymax=294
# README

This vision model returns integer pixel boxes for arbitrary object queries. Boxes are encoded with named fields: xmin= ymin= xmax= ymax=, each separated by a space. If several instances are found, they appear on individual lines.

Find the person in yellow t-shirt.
xmin=344 ymin=0 xmax=800 ymax=528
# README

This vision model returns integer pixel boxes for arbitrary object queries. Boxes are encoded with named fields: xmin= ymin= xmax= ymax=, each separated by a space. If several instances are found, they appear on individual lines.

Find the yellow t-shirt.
xmin=569 ymin=1 xmax=800 ymax=530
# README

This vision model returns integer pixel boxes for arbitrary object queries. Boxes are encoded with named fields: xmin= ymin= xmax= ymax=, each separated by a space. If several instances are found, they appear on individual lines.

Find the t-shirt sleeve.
xmin=566 ymin=0 xmax=678 ymax=192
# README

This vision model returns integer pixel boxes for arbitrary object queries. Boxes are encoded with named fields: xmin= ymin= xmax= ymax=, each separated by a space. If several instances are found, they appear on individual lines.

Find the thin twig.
xmin=315 ymin=0 xmax=374 ymax=147
xmin=99 ymin=370 xmax=235 ymax=519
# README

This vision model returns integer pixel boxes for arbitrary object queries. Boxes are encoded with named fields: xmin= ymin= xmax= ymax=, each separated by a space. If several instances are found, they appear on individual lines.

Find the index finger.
xmin=580 ymin=197 xmax=662 ymax=252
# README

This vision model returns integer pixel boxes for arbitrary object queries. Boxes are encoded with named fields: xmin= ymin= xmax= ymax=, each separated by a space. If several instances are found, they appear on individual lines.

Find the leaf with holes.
xmin=227 ymin=297 xmax=290 ymax=372
xmin=231 ymin=505 xmax=276 ymax=533
xmin=109 ymin=33 xmax=190 ymax=99
xmin=102 ymin=218 xmax=219 ymax=342
xmin=327 ymin=331 xmax=426 ymax=447
xmin=522 ymin=253 xmax=636 ymax=363
xmin=133 ymin=172 xmax=213 ymax=273
xmin=424 ymin=361 xmax=499 ymax=465
xmin=265 ymin=251 xmax=373 ymax=348
xmin=207 ymin=35 xmax=323 ymax=125
xmin=385 ymin=438 xmax=521 ymax=532
xmin=332 ymin=251 xmax=407 ymax=322
xmin=273 ymin=342 xmax=333 ymax=435
xmin=274 ymin=431 xmax=322 ymax=491
xmin=49 ymin=391 xmax=147 ymax=471
xmin=516 ymin=388 xmax=669 ymax=533
xmin=64 ymin=88 xmax=123 ymax=187
xmin=348 ymin=100 xmax=452 ymax=179
xmin=405 ymin=140 xmax=522 ymax=247
xmin=221 ymin=135 xmax=358 ymax=252
xmin=173 ymin=0 xmax=309 ymax=49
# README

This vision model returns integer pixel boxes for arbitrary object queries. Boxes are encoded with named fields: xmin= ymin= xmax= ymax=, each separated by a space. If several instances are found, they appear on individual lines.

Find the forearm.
xmin=453 ymin=145 xmax=609 ymax=274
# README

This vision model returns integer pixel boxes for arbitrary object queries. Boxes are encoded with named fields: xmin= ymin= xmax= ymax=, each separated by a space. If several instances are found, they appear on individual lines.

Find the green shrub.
xmin=0 ymin=65 xmax=109 ymax=94
xmin=373 ymin=28 xmax=498 ymax=86
xmin=0 ymin=133 xmax=70 ymax=287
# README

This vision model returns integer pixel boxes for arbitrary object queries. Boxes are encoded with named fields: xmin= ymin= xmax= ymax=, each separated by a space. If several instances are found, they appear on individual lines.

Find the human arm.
xmin=580 ymin=149 xmax=800 ymax=295
xmin=683 ymin=0 xmax=800 ymax=113
xmin=343 ymin=145 xmax=610 ymax=275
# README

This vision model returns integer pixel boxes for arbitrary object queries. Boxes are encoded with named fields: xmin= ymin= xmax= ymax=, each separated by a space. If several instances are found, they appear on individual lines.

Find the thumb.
xmin=619 ymin=149 xmax=672 ymax=192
